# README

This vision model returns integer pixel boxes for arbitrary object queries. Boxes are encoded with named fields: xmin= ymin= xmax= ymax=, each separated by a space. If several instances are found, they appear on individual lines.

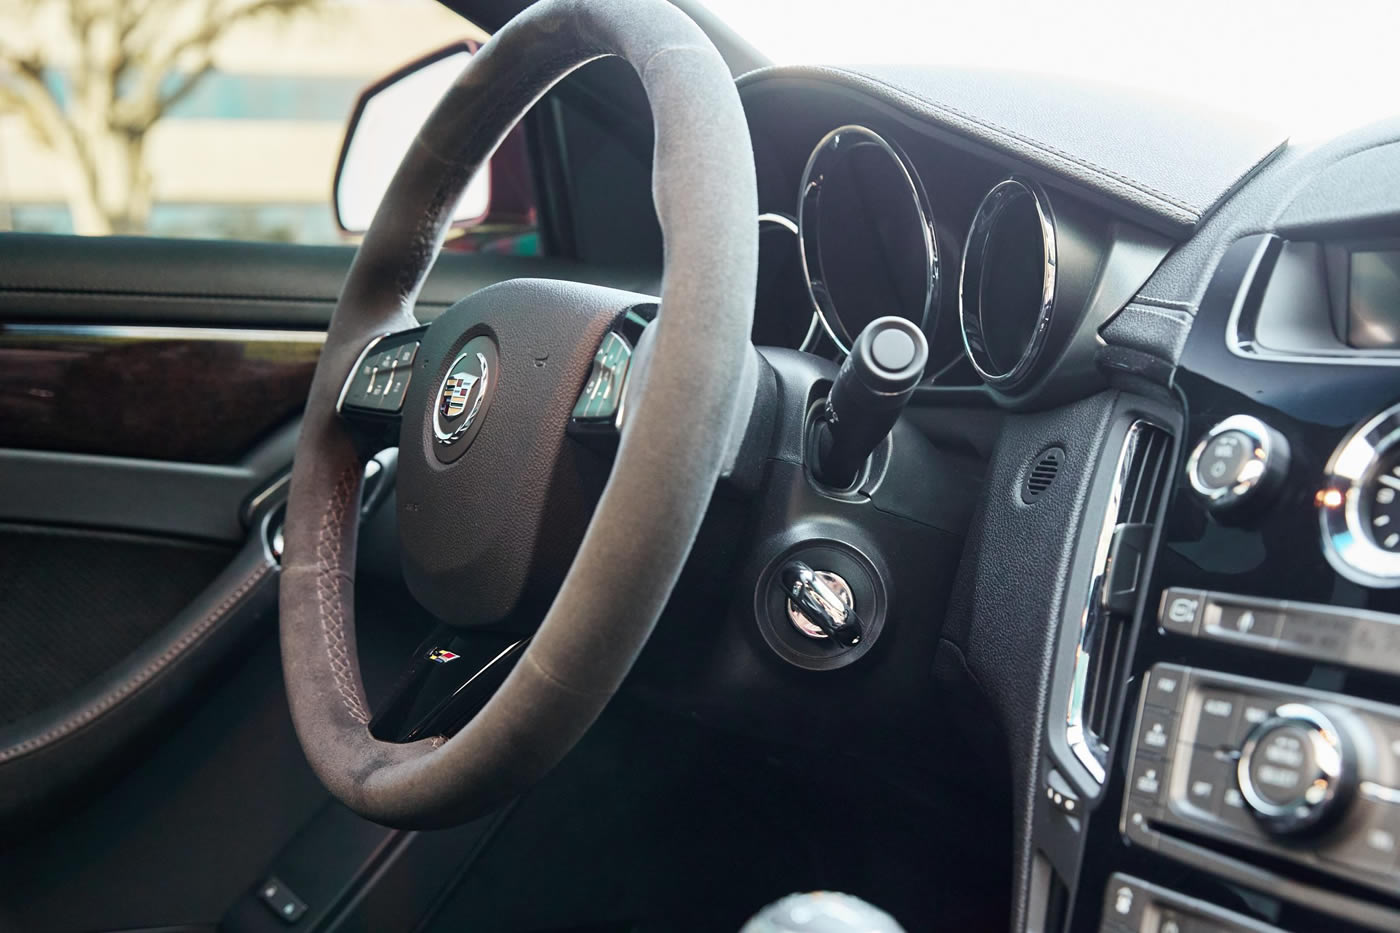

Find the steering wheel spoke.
xmin=336 ymin=326 xmax=429 ymax=442
xmin=369 ymin=629 xmax=530 ymax=744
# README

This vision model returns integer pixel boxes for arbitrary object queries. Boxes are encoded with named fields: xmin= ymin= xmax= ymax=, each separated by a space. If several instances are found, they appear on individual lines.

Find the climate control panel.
xmin=1121 ymin=664 xmax=1400 ymax=897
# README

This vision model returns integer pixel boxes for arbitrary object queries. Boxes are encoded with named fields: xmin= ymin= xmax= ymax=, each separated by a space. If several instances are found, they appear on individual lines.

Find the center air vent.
xmin=1066 ymin=421 xmax=1173 ymax=783
xmin=1023 ymin=446 xmax=1065 ymax=502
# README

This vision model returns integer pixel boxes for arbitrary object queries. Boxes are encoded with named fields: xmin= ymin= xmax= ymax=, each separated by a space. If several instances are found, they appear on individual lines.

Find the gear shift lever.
xmin=813 ymin=316 xmax=928 ymax=489
xmin=742 ymin=892 xmax=906 ymax=933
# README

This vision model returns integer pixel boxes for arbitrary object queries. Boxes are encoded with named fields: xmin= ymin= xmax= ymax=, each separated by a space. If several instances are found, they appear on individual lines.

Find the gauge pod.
xmin=1320 ymin=400 xmax=1400 ymax=587
xmin=796 ymin=124 xmax=940 ymax=355
xmin=958 ymin=176 xmax=1058 ymax=389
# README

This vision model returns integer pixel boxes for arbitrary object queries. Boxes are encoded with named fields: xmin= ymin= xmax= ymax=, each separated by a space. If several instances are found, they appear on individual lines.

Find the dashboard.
xmin=728 ymin=63 xmax=1400 ymax=933
xmin=739 ymin=74 xmax=1173 ymax=408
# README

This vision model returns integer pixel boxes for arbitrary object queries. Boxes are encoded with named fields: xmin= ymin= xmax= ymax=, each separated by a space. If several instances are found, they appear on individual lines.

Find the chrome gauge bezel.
xmin=958 ymin=176 xmax=1058 ymax=388
xmin=1320 ymin=400 xmax=1400 ymax=588
xmin=757 ymin=212 xmax=821 ymax=353
xmin=796 ymin=124 xmax=940 ymax=355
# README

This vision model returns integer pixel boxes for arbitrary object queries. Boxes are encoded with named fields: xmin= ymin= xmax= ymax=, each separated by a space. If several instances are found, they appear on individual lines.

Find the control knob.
xmin=1237 ymin=703 xmax=1358 ymax=837
xmin=1186 ymin=414 xmax=1290 ymax=517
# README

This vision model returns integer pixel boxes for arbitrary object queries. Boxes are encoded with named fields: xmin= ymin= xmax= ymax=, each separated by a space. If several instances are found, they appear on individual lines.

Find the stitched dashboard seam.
xmin=315 ymin=465 xmax=370 ymax=725
xmin=741 ymin=66 xmax=1203 ymax=220
xmin=0 ymin=560 xmax=272 ymax=763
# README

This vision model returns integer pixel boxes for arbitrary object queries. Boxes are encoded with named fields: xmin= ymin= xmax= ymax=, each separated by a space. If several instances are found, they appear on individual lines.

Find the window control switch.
xmin=258 ymin=876 xmax=307 ymax=925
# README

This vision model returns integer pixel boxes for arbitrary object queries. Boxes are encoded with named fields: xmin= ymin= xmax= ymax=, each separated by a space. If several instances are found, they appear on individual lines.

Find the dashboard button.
xmin=1130 ymin=754 xmax=1169 ymax=807
xmin=1160 ymin=590 xmax=1205 ymax=635
xmin=1193 ymin=690 xmax=1244 ymax=749
xmin=1181 ymin=747 xmax=1231 ymax=818
xmin=1202 ymin=602 xmax=1282 ymax=645
xmin=1145 ymin=665 xmax=1189 ymax=713
xmin=1276 ymin=609 xmax=1352 ymax=661
xmin=1319 ymin=797 xmax=1400 ymax=877
xmin=1104 ymin=877 xmax=1148 ymax=931
xmin=1219 ymin=782 xmax=1262 ymax=837
xmin=1138 ymin=708 xmax=1178 ymax=757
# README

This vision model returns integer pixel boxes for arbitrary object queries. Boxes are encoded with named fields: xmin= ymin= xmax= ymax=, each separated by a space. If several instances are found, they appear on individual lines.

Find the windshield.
xmin=700 ymin=0 xmax=1399 ymax=139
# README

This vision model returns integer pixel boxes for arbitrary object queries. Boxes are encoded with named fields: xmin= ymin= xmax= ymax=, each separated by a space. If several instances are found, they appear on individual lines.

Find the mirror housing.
xmin=333 ymin=42 xmax=490 ymax=235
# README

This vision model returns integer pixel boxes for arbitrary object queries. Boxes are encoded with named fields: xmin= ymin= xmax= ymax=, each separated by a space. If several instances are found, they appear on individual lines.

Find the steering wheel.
xmin=279 ymin=0 xmax=757 ymax=828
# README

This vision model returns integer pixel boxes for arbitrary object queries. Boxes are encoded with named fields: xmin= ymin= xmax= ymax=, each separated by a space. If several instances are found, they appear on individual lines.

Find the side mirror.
xmin=333 ymin=42 xmax=489 ymax=235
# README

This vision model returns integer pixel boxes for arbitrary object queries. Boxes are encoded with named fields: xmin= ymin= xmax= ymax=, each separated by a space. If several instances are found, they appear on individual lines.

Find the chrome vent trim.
xmin=1066 ymin=420 xmax=1172 ymax=784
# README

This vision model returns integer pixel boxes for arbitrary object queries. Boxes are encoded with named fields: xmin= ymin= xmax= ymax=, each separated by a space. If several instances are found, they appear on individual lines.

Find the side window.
xmin=0 ymin=0 xmax=538 ymax=252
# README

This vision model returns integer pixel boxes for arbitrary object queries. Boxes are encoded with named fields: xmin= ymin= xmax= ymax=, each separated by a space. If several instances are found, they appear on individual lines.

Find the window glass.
xmin=0 ymin=0 xmax=537 ymax=251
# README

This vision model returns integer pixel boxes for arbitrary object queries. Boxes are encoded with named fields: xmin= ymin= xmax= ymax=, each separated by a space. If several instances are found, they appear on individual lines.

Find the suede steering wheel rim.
xmin=279 ymin=0 xmax=757 ymax=828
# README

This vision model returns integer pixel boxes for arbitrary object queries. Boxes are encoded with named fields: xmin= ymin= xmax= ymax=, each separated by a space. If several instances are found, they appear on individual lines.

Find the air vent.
xmin=1066 ymin=421 xmax=1174 ymax=783
xmin=1023 ymin=447 xmax=1065 ymax=502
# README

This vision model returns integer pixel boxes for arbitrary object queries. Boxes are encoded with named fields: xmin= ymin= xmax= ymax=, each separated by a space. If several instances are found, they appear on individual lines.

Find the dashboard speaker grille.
xmin=1023 ymin=447 xmax=1065 ymax=502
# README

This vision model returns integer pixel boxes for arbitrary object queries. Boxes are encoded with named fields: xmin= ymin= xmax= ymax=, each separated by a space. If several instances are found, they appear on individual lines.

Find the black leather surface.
xmin=1137 ymin=116 xmax=1400 ymax=318
xmin=737 ymin=65 xmax=1288 ymax=237
xmin=936 ymin=389 xmax=1119 ymax=933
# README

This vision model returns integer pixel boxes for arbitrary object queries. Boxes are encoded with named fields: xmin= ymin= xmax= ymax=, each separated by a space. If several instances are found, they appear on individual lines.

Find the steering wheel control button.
xmin=337 ymin=331 xmax=424 ymax=418
xmin=571 ymin=331 xmax=634 ymax=423
xmin=1186 ymin=414 xmax=1289 ymax=516
xmin=1238 ymin=705 xmax=1356 ymax=837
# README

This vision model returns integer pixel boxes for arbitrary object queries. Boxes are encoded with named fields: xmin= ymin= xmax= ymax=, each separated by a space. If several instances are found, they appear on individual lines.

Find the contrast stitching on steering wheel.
xmin=316 ymin=464 xmax=371 ymax=725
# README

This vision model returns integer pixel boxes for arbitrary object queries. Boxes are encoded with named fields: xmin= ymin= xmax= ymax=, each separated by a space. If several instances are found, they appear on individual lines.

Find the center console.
xmin=1032 ymin=220 xmax=1400 ymax=933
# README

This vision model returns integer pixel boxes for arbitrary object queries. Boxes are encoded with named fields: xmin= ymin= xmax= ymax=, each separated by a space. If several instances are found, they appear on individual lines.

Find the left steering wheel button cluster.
xmin=339 ymin=333 xmax=422 ymax=415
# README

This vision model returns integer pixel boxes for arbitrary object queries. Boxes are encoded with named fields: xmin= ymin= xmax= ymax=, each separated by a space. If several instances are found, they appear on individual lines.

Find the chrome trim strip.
xmin=1225 ymin=237 xmax=1400 ymax=367
xmin=757 ymin=212 xmax=822 ymax=353
xmin=2 ymin=323 xmax=326 ymax=343
xmin=757 ymin=211 xmax=798 ymax=235
xmin=795 ymin=125 xmax=940 ymax=357
xmin=1320 ymin=401 xmax=1400 ymax=588
xmin=1065 ymin=420 xmax=1163 ymax=784
xmin=958 ymin=176 xmax=1057 ymax=388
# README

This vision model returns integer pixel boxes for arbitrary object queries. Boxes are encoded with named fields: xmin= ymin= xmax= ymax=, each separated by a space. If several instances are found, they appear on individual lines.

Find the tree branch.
xmin=0 ymin=44 xmax=101 ymax=203
xmin=113 ymin=0 xmax=315 ymax=132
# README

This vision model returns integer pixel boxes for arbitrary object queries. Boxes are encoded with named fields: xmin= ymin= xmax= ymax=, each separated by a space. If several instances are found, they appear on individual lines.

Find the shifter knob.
xmin=815 ymin=316 xmax=928 ymax=488
xmin=742 ymin=892 xmax=906 ymax=933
